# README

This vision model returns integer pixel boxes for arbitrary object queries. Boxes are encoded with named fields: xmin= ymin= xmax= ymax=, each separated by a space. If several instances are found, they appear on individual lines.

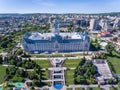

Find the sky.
xmin=0 ymin=0 xmax=120 ymax=14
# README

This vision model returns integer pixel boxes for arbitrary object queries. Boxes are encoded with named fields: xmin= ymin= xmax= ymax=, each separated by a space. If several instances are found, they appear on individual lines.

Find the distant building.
xmin=76 ymin=19 xmax=89 ymax=28
xmin=99 ymin=42 xmax=108 ymax=50
xmin=100 ymin=20 xmax=113 ymax=31
xmin=99 ymin=19 xmax=108 ymax=30
xmin=89 ymin=19 xmax=101 ymax=31
xmin=22 ymin=21 xmax=90 ymax=53
xmin=98 ymin=31 xmax=111 ymax=37
xmin=113 ymin=18 xmax=120 ymax=28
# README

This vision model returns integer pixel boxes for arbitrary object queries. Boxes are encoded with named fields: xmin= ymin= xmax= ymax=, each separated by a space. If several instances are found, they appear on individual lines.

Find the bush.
xmin=26 ymin=82 xmax=32 ymax=86
xmin=30 ymin=86 xmax=34 ymax=90
xmin=107 ymin=78 xmax=113 ymax=84
xmin=6 ymin=87 xmax=13 ymax=90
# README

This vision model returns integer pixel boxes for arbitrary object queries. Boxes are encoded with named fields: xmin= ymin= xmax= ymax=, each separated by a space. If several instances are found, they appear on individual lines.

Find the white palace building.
xmin=22 ymin=21 xmax=90 ymax=54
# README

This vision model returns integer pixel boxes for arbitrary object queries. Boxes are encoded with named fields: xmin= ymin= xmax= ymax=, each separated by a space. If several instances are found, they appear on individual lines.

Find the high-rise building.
xmin=89 ymin=19 xmax=101 ymax=31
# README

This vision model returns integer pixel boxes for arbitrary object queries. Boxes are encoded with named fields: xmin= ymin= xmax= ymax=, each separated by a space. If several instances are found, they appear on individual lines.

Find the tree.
xmin=0 ymin=55 xmax=3 ymax=64
xmin=79 ymin=58 xmax=85 ymax=66
xmin=99 ymin=53 xmax=107 ymax=59
xmin=113 ymin=78 xmax=118 ymax=84
xmin=6 ymin=87 xmax=13 ymax=90
xmin=75 ymin=76 xmax=87 ymax=84
xmin=74 ymin=59 xmax=97 ymax=84
xmin=90 ymin=39 xmax=100 ymax=51
xmin=6 ymin=66 xmax=17 ymax=75
xmin=118 ymin=82 xmax=120 ymax=89
xmin=86 ymin=87 xmax=93 ymax=90
xmin=81 ymin=88 xmax=85 ymax=90
xmin=16 ymin=69 xmax=25 ymax=77
xmin=26 ymin=82 xmax=32 ymax=86
xmin=12 ymin=76 xmax=24 ymax=82
xmin=10 ymin=59 xmax=15 ymax=65
xmin=28 ymin=72 xmax=37 ymax=80
xmin=105 ymin=43 xmax=114 ymax=55
xmin=89 ymin=78 xmax=97 ymax=84
xmin=108 ymin=78 xmax=113 ymax=84
xmin=2 ymin=82 xmax=9 ymax=90
xmin=30 ymin=86 xmax=34 ymax=90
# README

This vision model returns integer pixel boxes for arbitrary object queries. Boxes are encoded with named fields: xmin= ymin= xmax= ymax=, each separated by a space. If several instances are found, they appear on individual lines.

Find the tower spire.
xmin=54 ymin=20 xmax=59 ymax=35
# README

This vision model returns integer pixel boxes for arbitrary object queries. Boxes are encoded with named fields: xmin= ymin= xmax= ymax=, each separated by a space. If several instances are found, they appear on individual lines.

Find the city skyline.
xmin=0 ymin=0 xmax=120 ymax=14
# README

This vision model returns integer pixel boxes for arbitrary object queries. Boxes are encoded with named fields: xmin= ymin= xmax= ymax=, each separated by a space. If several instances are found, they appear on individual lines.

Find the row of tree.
xmin=5 ymin=62 xmax=42 ymax=86
xmin=7 ymin=58 xmax=37 ymax=69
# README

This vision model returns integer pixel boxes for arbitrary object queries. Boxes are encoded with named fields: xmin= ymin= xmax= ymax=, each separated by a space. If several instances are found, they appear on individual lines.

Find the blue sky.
xmin=0 ymin=0 xmax=120 ymax=13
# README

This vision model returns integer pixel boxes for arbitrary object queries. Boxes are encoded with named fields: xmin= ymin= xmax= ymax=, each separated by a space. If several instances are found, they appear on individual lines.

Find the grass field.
xmin=67 ymin=88 xmax=73 ymax=90
xmin=0 ymin=65 xmax=7 ymax=84
xmin=110 ymin=87 xmax=118 ymax=90
xmin=30 ymin=53 xmax=88 ymax=58
xmin=0 ymin=48 xmax=4 ymax=53
xmin=92 ymin=88 xmax=101 ymax=90
xmin=34 ymin=60 xmax=51 ymax=69
xmin=64 ymin=59 xmax=81 ymax=85
xmin=65 ymin=70 xmax=74 ymax=85
xmin=75 ymin=88 xmax=83 ymax=90
xmin=107 ymin=51 xmax=120 ymax=74
xmin=30 ymin=54 xmax=63 ymax=57
xmin=42 ymin=70 xmax=50 ymax=80
xmin=63 ymin=59 xmax=81 ymax=68
xmin=43 ymin=88 xmax=49 ymax=90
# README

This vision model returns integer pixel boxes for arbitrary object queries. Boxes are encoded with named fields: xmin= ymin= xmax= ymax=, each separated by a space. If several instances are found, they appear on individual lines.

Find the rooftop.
xmin=26 ymin=31 xmax=88 ymax=41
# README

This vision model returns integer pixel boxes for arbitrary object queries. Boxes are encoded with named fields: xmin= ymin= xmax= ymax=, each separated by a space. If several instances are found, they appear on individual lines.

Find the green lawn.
xmin=107 ymin=51 xmax=120 ymax=74
xmin=75 ymin=88 xmax=82 ymax=90
xmin=110 ymin=87 xmax=118 ymax=90
xmin=0 ymin=65 xmax=7 ymax=84
xmin=34 ymin=60 xmax=51 ymax=69
xmin=65 ymin=70 xmax=74 ymax=85
xmin=64 ymin=53 xmax=87 ymax=57
xmin=63 ymin=59 xmax=81 ymax=68
xmin=42 ymin=70 xmax=49 ymax=80
xmin=30 ymin=54 xmax=63 ymax=58
xmin=30 ymin=53 xmax=88 ymax=58
xmin=65 ymin=59 xmax=82 ymax=85
xmin=43 ymin=88 xmax=49 ymax=90
xmin=0 ymin=48 xmax=4 ymax=53
xmin=67 ymin=88 xmax=73 ymax=90
xmin=92 ymin=87 xmax=101 ymax=90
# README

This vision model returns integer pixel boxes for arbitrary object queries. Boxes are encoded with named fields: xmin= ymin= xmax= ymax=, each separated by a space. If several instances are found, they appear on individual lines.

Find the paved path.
xmin=22 ymin=55 xmax=92 ymax=60
xmin=40 ymin=84 xmax=118 ymax=90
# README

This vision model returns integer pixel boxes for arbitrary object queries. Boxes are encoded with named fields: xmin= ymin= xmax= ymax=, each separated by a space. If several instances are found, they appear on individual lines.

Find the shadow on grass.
xmin=39 ymin=82 xmax=50 ymax=87
xmin=41 ymin=70 xmax=48 ymax=80
xmin=106 ymin=52 xmax=120 ymax=74
xmin=107 ymin=54 xmax=120 ymax=59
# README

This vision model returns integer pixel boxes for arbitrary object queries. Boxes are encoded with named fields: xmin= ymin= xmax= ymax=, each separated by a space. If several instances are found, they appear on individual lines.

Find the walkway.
xmin=49 ymin=58 xmax=66 ymax=90
xmin=22 ymin=55 xmax=92 ymax=60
